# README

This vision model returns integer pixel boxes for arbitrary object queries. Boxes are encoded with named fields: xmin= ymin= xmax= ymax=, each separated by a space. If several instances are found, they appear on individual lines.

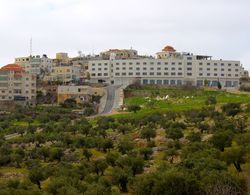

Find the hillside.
xmin=0 ymin=87 xmax=250 ymax=194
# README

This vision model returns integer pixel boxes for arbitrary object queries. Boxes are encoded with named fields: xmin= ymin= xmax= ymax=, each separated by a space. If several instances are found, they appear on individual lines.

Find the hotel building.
xmin=88 ymin=46 xmax=246 ymax=88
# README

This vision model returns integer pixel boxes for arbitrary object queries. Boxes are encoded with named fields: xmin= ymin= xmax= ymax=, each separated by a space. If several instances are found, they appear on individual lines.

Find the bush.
xmin=222 ymin=103 xmax=241 ymax=116
xmin=127 ymin=105 xmax=141 ymax=113
xmin=205 ymin=96 xmax=217 ymax=105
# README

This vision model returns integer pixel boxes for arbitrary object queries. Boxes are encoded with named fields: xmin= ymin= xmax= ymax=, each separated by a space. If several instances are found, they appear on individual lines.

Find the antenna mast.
xmin=30 ymin=36 xmax=33 ymax=56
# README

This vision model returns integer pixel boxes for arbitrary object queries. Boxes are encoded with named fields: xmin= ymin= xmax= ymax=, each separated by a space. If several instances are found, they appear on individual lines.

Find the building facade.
xmin=0 ymin=64 xmax=36 ymax=105
xmin=100 ymin=49 xmax=138 ymax=60
xmin=57 ymin=85 xmax=91 ymax=104
xmin=15 ymin=55 xmax=53 ymax=76
xmin=88 ymin=46 xmax=245 ymax=88
xmin=44 ymin=65 xmax=81 ymax=83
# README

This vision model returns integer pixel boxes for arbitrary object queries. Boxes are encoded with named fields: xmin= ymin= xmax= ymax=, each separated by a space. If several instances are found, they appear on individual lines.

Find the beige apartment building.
xmin=88 ymin=46 xmax=246 ymax=88
xmin=100 ymin=49 xmax=138 ymax=60
xmin=57 ymin=85 xmax=91 ymax=104
xmin=44 ymin=65 xmax=81 ymax=83
xmin=0 ymin=64 xmax=36 ymax=106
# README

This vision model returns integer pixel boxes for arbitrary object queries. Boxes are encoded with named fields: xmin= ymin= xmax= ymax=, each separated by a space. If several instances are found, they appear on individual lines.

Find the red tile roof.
xmin=0 ymin=64 xmax=24 ymax=72
xmin=162 ymin=45 xmax=176 ymax=52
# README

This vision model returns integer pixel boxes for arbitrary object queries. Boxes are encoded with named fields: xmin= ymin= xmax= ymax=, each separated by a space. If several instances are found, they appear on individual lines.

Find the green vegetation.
xmin=0 ymin=86 xmax=250 ymax=194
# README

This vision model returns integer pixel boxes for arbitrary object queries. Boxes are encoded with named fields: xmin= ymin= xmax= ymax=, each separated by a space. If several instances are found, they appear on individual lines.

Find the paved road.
xmin=100 ymin=85 xmax=119 ymax=114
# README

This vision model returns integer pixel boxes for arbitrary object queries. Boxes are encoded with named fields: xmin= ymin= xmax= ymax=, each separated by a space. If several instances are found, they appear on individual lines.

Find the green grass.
xmin=0 ymin=167 xmax=28 ymax=174
xmin=113 ymin=89 xmax=250 ymax=120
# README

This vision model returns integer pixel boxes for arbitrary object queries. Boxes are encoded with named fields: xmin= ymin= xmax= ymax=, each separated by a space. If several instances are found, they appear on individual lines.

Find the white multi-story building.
xmin=88 ymin=46 xmax=246 ymax=88
xmin=0 ymin=64 xmax=36 ymax=105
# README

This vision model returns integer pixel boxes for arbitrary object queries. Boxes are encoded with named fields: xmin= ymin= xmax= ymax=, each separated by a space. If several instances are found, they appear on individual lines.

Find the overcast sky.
xmin=0 ymin=0 xmax=249 ymax=70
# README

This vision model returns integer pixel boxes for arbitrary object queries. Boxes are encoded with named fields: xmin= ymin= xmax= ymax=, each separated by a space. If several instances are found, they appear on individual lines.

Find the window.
xmin=104 ymin=73 xmax=108 ymax=76
xmin=171 ymin=67 xmax=175 ymax=71
xmin=178 ymin=68 xmax=182 ymax=70
xmin=235 ymin=69 xmax=239 ymax=72
xmin=171 ymin=72 xmax=176 ymax=76
xmin=214 ymin=68 xmax=217 ymax=71
xmin=187 ymin=73 xmax=192 ymax=76
xmin=157 ymin=67 xmax=161 ymax=70
xmin=129 ymin=62 xmax=133 ymax=65
xmin=129 ymin=67 xmax=133 ymax=70
xmin=207 ymin=73 xmax=210 ymax=76
xmin=150 ymin=62 xmax=154 ymax=65
xmin=98 ymin=68 xmax=101 ymax=71
xmin=199 ymin=68 xmax=202 ymax=71
xmin=150 ymin=67 xmax=154 ymax=70
xmin=122 ymin=62 xmax=126 ymax=65
xmin=221 ymin=63 xmax=224 ymax=66
xmin=92 ymin=68 xmax=95 ymax=71
xmin=235 ymin=64 xmax=239 ymax=67
xmin=157 ymin=72 xmax=161 ymax=76
xmin=214 ymin=63 xmax=217 ymax=66
xmin=150 ymin=80 xmax=155 ymax=84
xmin=149 ymin=72 xmax=154 ymax=76
xmin=207 ymin=63 xmax=210 ymax=65
xmin=228 ymin=63 xmax=231 ymax=66
xmin=143 ymin=72 xmax=147 ymax=75
xmin=170 ymin=80 xmax=176 ymax=85
xmin=178 ymin=62 xmax=182 ymax=65
xmin=221 ymin=74 xmax=224 ymax=76
xmin=207 ymin=68 xmax=210 ymax=71
xmin=235 ymin=74 xmax=239 ymax=77
xmin=164 ymin=67 xmax=168 ymax=70
xmin=143 ymin=67 xmax=147 ymax=70
xmin=122 ymin=72 xmax=126 ymax=76
xmin=199 ymin=73 xmax=203 ymax=76
xmin=116 ymin=63 xmax=119 ymax=65
xmin=98 ymin=73 xmax=102 ymax=76
xmin=221 ymin=68 xmax=224 ymax=71
xmin=136 ymin=72 xmax=140 ymax=76
xmin=128 ymin=72 xmax=133 ymax=76
xmin=187 ymin=67 xmax=192 ymax=71
xmin=199 ymin=62 xmax=203 ymax=65
xmin=136 ymin=67 xmax=140 ymax=70
xmin=178 ymin=72 xmax=182 ymax=76
xmin=187 ymin=62 xmax=192 ymax=65
xmin=91 ymin=73 xmax=96 ymax=76
xmin=92 ymin=63 xmax=95 ymax=66
xmin=157 ymin=62 xmax=161 ymax=65
xmin=115 ymin=73 xmax=120 ymax=76
xmin=171 ymin=62 xmax=175 ymax=65
xmin=157 ymin=80 xmax=162 ymax=84
xmin=104 ymin=63 xmax=108 ymax=66
xmin=136 ymin=62 xmax=140 ymax=65
xmin=143 ymin=79 xmax=148 ymax=84
xmin=187 ymin=57 xmax=192 ymax=60
xmin=163 ymin=80 xmax=169 ymax=85
xmin=164 ymin=72 xmax=168 ymax=76
xmin=177 ymin=80 xmax=182 ymax=85
xmin=214 ymin=73 xmax=218 ymax=76
xmin=164 ymin=62 xmax=168 ymax=65
xmin=228 ymin=69 xmax=231 ymax=72
xmin=143 ymin=62 xmax=147 ymax=65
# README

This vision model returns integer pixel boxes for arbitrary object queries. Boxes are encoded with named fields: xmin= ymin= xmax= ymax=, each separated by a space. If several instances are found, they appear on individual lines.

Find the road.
xmin=100 ymin=85 xmax=119 ymax=114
